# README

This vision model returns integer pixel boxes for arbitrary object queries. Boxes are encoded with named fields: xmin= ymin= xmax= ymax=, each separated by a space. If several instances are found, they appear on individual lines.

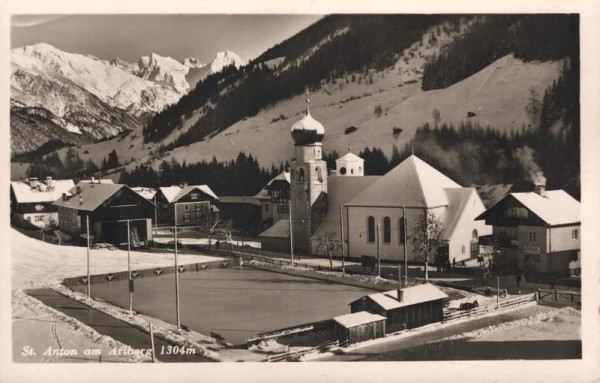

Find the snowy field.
xmin=11 ymin=228 xmax=222 ymax=363
xmin=12 ymin=228 xmax=221 ymax=288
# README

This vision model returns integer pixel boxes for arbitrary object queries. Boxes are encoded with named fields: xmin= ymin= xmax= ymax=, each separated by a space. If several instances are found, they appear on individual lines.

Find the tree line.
xmin=422 ymin=14 xmax=578 ymax=90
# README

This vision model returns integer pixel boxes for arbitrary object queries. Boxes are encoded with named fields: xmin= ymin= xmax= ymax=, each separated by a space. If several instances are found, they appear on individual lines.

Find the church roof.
xmin=346 ymin=155 xmax=461 ymax=208
xmin=311 ymin=176 xmax=381 ymax=240
xmin=337 ymin=152 xmax=363 ymax=162
xmin=440 ymin=188 xmax=479 ymax=240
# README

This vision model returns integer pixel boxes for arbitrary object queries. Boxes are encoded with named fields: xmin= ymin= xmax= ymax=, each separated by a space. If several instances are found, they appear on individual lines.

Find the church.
xmin=260 ymin=94 xmax=491 ymax=264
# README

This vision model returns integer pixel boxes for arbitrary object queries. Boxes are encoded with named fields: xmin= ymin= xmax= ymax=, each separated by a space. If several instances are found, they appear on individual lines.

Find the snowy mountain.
xmin=10 ymin=43 xmax=244 ymax=156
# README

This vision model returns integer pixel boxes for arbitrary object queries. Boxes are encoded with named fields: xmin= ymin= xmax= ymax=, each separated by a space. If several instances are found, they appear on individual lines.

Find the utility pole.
xmin=339 ymin=203 xmax=345 ymax=276
xmin=289 ymin=198 xmax=294 ymax=267
xmin=153 ymin=194 xmax=158 ymax=236
xmin=174 ymin=205 xmax=181 ymax=330
xmin=403 ymin=206 xmax=408 ymax=287
xmin=127 ymin=219 xmax=133 ymax=315
xmin=376 ymin=223 xmax=381 ymax=277
xmin=496 ymin=276 xmax=500 ymax=309
xmin=86 ymin=215 xmax=90 ymax=298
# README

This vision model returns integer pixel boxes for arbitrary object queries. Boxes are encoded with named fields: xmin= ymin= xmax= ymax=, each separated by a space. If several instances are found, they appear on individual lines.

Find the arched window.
xmin=351 ymin=168 xmax=354 ymax=174
xmin=298 ymin=168 xmax=305 ymax=183
xmin=383 ymin=217 xmax=391 ymax=243
xmin=462 ymin=245 xmax=466 ymax=254
xmin=472 ymin=229 xmax=478 ymax=240
xmin=316 ymin=167 xmax=322 ymax=182
xmin=367 ymin=216 xmax=375 ymax=243
xmin=399 ymin=217 xmax=406 ymax=244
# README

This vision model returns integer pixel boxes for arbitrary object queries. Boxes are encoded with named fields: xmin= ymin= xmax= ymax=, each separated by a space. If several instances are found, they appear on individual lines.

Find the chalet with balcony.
xmin=254 ymin=171 xmax=290 ymax=229
xmin=476 ymin=177 xmax=580 ymax=280
xmin=154 ymin=184 xmax=219 ymax=226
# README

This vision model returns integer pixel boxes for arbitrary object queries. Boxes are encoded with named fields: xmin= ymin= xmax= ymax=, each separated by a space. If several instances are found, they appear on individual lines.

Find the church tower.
xmin=290 ymin=90 xmax=328 ymax=253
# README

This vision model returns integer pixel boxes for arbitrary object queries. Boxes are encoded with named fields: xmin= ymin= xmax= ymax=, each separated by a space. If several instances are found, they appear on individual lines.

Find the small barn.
xmin=54 ymin=182 xmax=156 ymax=246
xmin=333 ymin=311 xmax=386 ymax=345
xmin=350 ymin=283 xmax=448 ymax=334
xmin=218 ymin=196 xmax=262 ymax=232
xmin=258 ymin=219 xmax=290 ymax=253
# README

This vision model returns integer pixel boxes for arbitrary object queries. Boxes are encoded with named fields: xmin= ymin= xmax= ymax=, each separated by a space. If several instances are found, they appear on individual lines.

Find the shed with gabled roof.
xmin=350 ymin=283 xmax=448 ymax=333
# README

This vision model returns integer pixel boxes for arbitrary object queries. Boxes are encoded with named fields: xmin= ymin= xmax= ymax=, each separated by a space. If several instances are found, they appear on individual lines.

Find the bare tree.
xmin=195 ymin=212 xmax=233 ymax=249
xmin=409 ymin=211 xmax=445 ymax=281
xmin=316 ymin=231 xmax=342 ymax=269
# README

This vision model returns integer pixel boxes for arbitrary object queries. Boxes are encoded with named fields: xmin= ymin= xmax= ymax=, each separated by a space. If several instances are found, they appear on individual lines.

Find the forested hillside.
xmin=142 ymin=15 xmax=455 ymax=145
xmin=422 ymin=15 xmax=578 ymax=90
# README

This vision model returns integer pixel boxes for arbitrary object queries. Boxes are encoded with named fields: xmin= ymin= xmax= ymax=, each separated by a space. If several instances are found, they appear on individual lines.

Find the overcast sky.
xmin=11 ymin=14 xmax=322 ymax=63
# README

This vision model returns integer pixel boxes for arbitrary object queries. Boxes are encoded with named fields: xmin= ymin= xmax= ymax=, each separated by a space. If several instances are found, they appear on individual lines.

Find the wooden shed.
xmin=333 ymin=311 xmax=386 ymax=345
xmin=350 ymin=283 xmax=447 ymax=334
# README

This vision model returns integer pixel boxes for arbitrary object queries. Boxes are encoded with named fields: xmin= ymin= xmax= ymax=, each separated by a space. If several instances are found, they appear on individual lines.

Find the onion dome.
xmin=291 ymin=90 xmax=324 ymax=145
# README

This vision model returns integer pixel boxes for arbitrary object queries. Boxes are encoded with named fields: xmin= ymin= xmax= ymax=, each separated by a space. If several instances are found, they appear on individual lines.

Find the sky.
xmin=11 ymin=14 xmax=322 ymax=63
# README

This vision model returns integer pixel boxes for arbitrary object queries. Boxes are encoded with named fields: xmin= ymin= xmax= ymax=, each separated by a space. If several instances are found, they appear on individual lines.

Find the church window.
xmin=472 ymin=229 xmax=478 ymax=240
xmin=351 ymin=168 xmax=354 ymax=175
xmin=383 ymin=217 xmax=391 ymax=243
xmin=316 ymin=167 xmax=323 ymax=182
xmin=340 ymin=167 xmax=347 ymax=175
xmin=298 ymin=168 xmax=305 ymax=182
xmin=367 ymin=216 xmax=375 ymax=243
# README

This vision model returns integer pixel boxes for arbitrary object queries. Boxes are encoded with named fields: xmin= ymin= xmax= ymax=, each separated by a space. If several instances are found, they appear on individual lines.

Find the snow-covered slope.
xmin=10 ymin=43 xmax=244 ymax=156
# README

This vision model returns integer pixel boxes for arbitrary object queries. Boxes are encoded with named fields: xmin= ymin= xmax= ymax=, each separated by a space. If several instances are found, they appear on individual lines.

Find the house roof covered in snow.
xmin=258 ymin=219 xmax=290 ymax=238
xmin=173 ymin=185 xmax=219 ymax=202
xmin=158 ymin=185 xmax=218 ymax=203
xmin=333 ymin=311 xmax=386 ymax=328
xmin=254 ymin=171 xmax=290 ymax=200
xmin=477 ymin=190 xmax=580 ymax=226
xmin=345 ymin=155 xmax=461 ymax=208
xmin=351 ymin=283 xmax=448 ymax=311
xmin=53 ymin=183 xmax=155 ymax=212
xmin=11 ymin=179 xmax=75 ymax=204
xmin=131 ymin=187 xmax=157 ymax=200
xmin=53 ymin=183 xmax=125 ymax=211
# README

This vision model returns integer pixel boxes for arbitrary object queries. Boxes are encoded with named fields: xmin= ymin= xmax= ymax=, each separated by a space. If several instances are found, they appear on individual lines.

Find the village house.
xmin=53 ymin=182 xmax=155 ymax=246
xmin=475 ymin=174 xmax=581 ymax=280
xmin=254 ymin=171 xmax=291 ymax=229
xmin=153 ymin=183 xmax=219 ymax=226
xmin=10 ymin=177 xmax=75 ymax=228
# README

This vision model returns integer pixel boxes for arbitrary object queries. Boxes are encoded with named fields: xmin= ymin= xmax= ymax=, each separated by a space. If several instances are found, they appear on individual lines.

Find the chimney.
xmin=76 ymin=185 xmax=81 ymax=194
xmin=46 ymin=176 xmax=53 ymax=188
xmin=179 ymin=182 xmax=188 ymax=188
xmin=397 ymin=289 xmax=404 ymax=302
xmin=62 ymin=193 xmax=67 ymax=201
xmin=532 ymin=171 xmax=547 ymax=197
xmin=79 ymin=196 xmax=83 ymax=205
xmin=29 ymin=177 xmax=39 ymax=188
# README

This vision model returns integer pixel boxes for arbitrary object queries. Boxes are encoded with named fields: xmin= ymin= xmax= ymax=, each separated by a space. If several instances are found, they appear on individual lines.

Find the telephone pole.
xmin=86 ymin=215 xmax=90 ymax=298
xmin=127 ymin=219 xmax=133 ymax=315
xmin=289 ymin=198 xmax=294 ymax=267
xmin=339 ymin=203 xmax=345 ymax=276
xmin=174 ymin=206 xmax=181 ymax=330
xmin=403 ymin=206 xmax=408 ymax=287
xmin=376 ymin=223 xmax=381 ymax=277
